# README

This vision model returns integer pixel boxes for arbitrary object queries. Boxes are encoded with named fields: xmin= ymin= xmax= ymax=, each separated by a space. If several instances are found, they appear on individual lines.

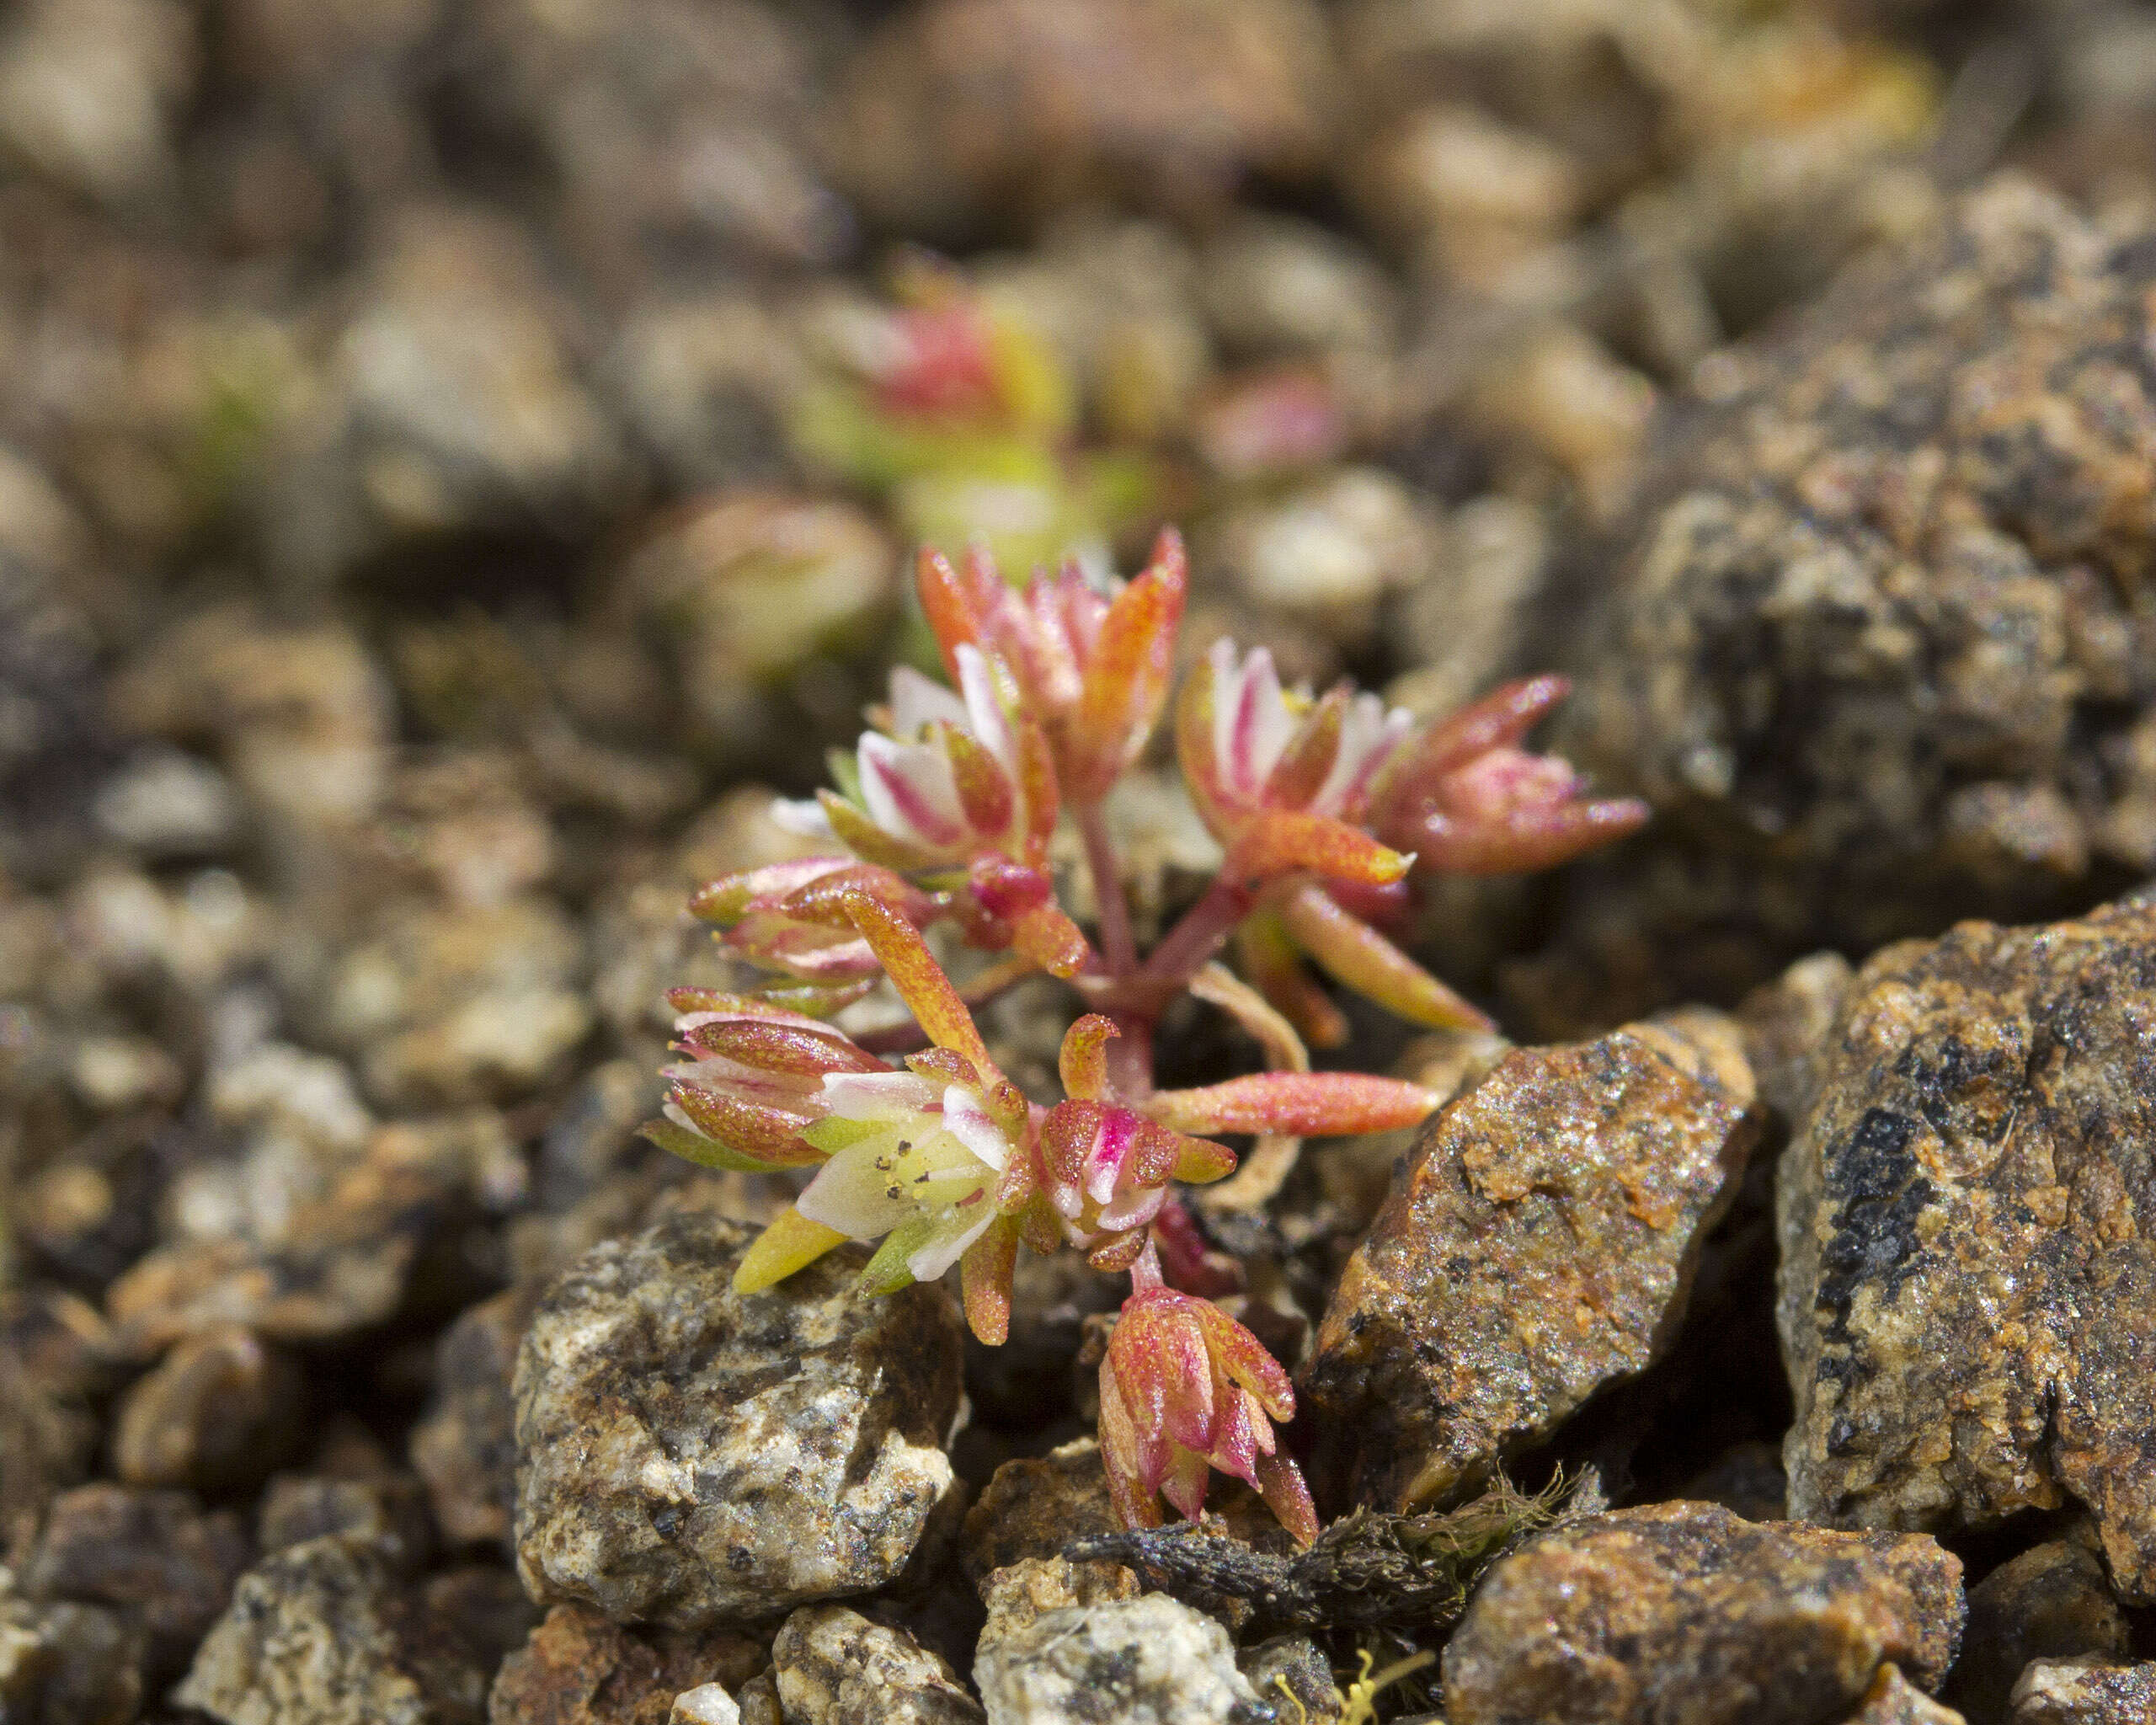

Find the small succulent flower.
xmin=687 ymin=857 xmax=932 ymax=993
xmin=1365 ymin=676 xmax=1649 ymax=874
xmin=1033 ymin=1015 xmax=1235 ymax=1270
xmin=1175 ymin=638 xmax=1416 ymax=888
xmin=916 ymin=531 xmax=1187 ymax=804
xmin=1098 ymin=1245 xmax=1319 ymax=1546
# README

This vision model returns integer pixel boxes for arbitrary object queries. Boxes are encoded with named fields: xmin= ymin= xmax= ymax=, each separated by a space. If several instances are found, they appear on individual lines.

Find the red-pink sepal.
xmin=1039 ymin=1099 xmax=1235 ymax=1265
xmin=1098 ymin=1252 xmax=1318 ymax=1546
xmin=1144 ymin=1071 xmax=1442 ymax=1138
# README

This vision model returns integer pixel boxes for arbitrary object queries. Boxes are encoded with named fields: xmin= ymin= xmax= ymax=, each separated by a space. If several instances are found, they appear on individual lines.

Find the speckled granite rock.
xmin=487 ymin=1604 xmax=762 ymax=1725
xmin=771 ymin=1605 xmax=981 ymax=1725
xmin=1943 ymin=1532 xmax=2130 ymax=1722
xmin=1851 ymin=1665 xmax=1968 ymax=1724
xmin=2009 ymin=1658 xmax=2156 ymax=1724
xmin=1535 ymin=178 xmax=2156 ymax=1026
xmin=1302 ymin=1011 xmax=1758 ymax=1509
xmin=974 ymin=1593 xmax=1265 ymax=1725
xmin=1777 ymin=895 xmax=2156 ymax=1598
xmin=175 ymin=1533 xmax=491 ymax=1725
xmin=1440 ymin=1503 xmax=1964 ymax=1725
xmin=513 ymin=1212 xmax=965 ymax=1627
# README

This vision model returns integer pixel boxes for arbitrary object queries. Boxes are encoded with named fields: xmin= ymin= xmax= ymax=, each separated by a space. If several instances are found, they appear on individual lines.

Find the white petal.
xmin=942 ymin=1086 xmax=1011 ymax=1172
xmin=796 ymin=1146 xmax=917 ymax=1240
xmin=820 ymin=1069 xmax=939 ymax=1119
xmin=889 ymin=665 xmax=969 ymax=738
xmin=907 ymin=1197 xmax=997 ymax=1283
xmin=1310 ymin=693 xmax=1409 ymax=817
xmin=858 ymin=733 xmax=968 ymax=849
xmin=770 ymin=797 xmax=835 ymax=838
xmin=1097 ymin=1183 xmax=1168 ymax=1231
xmin=1209 ymin=641 xmax=1292 ymax=803
xmin=954 ymin=644 xmax=1017 ymax=773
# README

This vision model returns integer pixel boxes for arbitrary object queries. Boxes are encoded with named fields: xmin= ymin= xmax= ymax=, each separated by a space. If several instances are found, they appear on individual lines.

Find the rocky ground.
xmin=6 ymin=1 xmax=2156 ymax=1722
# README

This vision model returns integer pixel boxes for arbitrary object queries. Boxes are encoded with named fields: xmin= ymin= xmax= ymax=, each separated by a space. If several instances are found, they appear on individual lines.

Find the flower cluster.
xmin=651 ymin=528 xmax=1646 ymax=1546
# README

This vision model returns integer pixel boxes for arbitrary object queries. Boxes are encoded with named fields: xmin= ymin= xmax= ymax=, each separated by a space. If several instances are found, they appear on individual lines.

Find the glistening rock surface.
xmin=1301 ymin=1011 xmax=1758 ymax=1509
xmin=1532 ymin=178 xmax=2156 ymax=1026
xmin=1777 ymin=895 xmax=2156 ymax=1597
xmin=1439 ymin=1503 xmax=1965 ymax=1725
xmin=513 ymin=1212 xmax=965 ymax=1627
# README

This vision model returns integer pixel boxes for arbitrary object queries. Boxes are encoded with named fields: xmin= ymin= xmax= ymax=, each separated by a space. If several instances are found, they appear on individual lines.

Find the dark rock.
xmin=411 ymin=1284 xmax=535 ymax=1551
xmin=973 ymin=1594 xmax=1264 ymax=1725
xmin=486 ymin=1604 xmax=761 ymax=1725
xmin=1945 ymin=1533 xmax=2131 ymax=1722
xmin=1737 ymin=953 xmax=1855 ymax=1135
xmin=420 ymin=1567 xmax=541 ymax=1686
xmin=1302 ymin=1012 xmax=1758 ymax=1509
xmin=0 ymin=1594 xmax=146 ymax=1725
xmin=1237 ymin=1636 xmax=1342 ymax=1724
xmin=959 ymin=1440 xmax=1122 ymax=1584
xmin=1776 ymin=895 xmax=2156 ymax=1598
xmin=19 ymin=1483 xmax=252 ymax=1685
xmin=770 ymin=1605 xmax=981 ymax=1725
xmin=109 ymin=1324 xmax=306 ymax=1494
xmin=0 ymin=1331 xmax=94 ymax=1566
xmin=1540 ymin=178 xmax=2156 ymax=1024
xmin=513 ymin=1212 xmax=965 ymax=1627
xmin=259 ymin=1471 xmax=435 ymax=1574
xmin=1439 ymin=1502 xmax=1965 ymax=1725
xmin=174 ymin=1532 xmax=491 ymax=1725
xmin=2009 ymin=1658 xmax=2156 ymax=1724
xmin=1678 ymin=1441 xmax=1789 ymax=1524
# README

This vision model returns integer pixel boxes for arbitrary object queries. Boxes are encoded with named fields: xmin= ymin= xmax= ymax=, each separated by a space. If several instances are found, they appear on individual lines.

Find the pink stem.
xmin=1138 ymin=874 xmax=1253 ymax=996
xmin=1076 ymin=800 xmax=1139 ymax=979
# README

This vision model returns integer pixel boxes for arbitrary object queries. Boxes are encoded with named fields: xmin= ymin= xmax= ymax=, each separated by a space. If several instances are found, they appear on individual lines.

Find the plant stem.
xmin=1075 ymin=799 xmax=1138 ymax=979
xmin=1138 ymin=873 xmax=1252 ymax=995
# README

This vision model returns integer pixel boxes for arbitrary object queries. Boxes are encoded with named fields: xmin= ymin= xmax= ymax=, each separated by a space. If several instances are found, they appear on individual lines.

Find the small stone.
xmin=175 ymin=1533 xmax=491 ymax=1725
xmin=734 ymin=1673 xmax=782 ymax=1725
xmin=0 ymin=0 xmax=191 ymax=205
xmin=974 ymin=1593 xmax=1264 ymax=1725
xmin=1388 ymin=494 xmax=1550 ymax=731
xmin=1207 ymin=467 xmax=1437 ymax=644
xmin=1852 ymin=1665 xmax=1967 ymax=1724
xmin=513 ymin=1212 xmax=965 ymax=1628
xmin=420 ymin=1567 xmax=540 ymax=1684
xmin=1943 ymin=1535 xmax=2132 ymax=1722
xmin=487 ymin=1605 xmax=762 ymax=1725
xmin=110 ymin=1323 xmax=306 ymax=1493
xmin=1195 ymin=214 xmax=1398 ymax=360
xmin=1303 ymin=1012 xmax=1758 ymax=1509
xmin=669 ymin=1684 xmax=739 ymax=1725
xmin=92 ymin=747 xmax=243 ymax=857
xmin=2009 ymin=1658 xmax=2156 ymax=1724
xmin=19 ymin=1482 xmax=252 ymax=1684
xmin=1736 ymin=952 xmax=1854 ymax=1133
xmin=833 ymin=0 xmax=1336 ymax=235
xmin=1440 ymin=1503 xmax=1965 ymax=1725
xmin=977 ymin=1558 xmax=1141 ymax=1657
xmin=0 ymin=1594 xmax=146 ymax=1725
xmin=0 ymin=1333 xmax=94 ymax=1561
xmin=1677 ymin=1441 xmax=1788 ymax=1525
xmin=771 ymin=1605 xmax=981 ymax=1725
xmin=411 ymin=1284 xmax=535 ymax=1550
xmin=259 ymin=1471 xmax=435 ymax=1574
xmin=1238 ymin=1636 xmax=1342 ymax=1724
xmin=959 ymin=1440 xmax=1123 ymax=1584
xmin=1777 ymin=896 xmax=2156 ymax=1596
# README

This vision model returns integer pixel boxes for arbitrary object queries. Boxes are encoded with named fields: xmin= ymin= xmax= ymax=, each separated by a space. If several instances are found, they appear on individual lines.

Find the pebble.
xmin=974 ymin=1593 xmax=1264 ymax=1725
xmin=771 ymin=1605 xmax=983 ymax=1725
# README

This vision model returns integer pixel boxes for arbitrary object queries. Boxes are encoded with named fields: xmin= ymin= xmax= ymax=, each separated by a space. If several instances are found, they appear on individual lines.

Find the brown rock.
xmin=487 ymin=1605 xmax=761 ymax=1725
xmin=959 ymin=1440 xmax=1123 ymax=1584
xmin=513 ymin=1212 xmax=965 ymax=1627
xmin=110 ymin=1324 xmax=305 ymax=1493
xmin=259 ymin=1471 xmax=435 ymax=1573
xmin=19 ymin=1482 xmax=252 ymax=1683
xmin=2009 ymin=1658 xmax=2156 ymax=1724
xmin=832 ymin=0 xmax=1336 ymax=235
xmin=1853 ymin=1665 xmax=1968 ymax=1724
xmin=411 ymin=1284 xmax=534 ymax=1549
xmin=770 ymin=1605 xmax=981 ymax=1725
xmin=1737 ymin=952 xmax=1855 ymax=1133
xmin=0 ymin=1594 xmax=146 ymax=1725
xmin=1440 ymin=1502 xmax=1965 ymax=1725
xmin=1776 ymin=895 xmax=2156 ymax=1598
xmin=1302 ymin=1012 xmax=1758 ymax=1509
xmin=1540 ymin=179 xmax=2156 ymax=1024
xmin=1943 ymin=1534 xmax=2130 ymax=1722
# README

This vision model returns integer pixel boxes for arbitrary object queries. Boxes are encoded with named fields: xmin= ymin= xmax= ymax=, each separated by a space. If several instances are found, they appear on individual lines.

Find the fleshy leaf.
xmin=960 ymin=1215 xmax=1019 ymax=1345
xmin=1225 ymin=809 xmax=1412 ymax=888
xmin=638 ymin=1117 xmax=799 ymax=1175
xmin=1067 ymin=527 xmax=1187 ymax=801
xmin=1011 ymin=903 xmax=1089 ymax=979
xmin=844 ymin=892 xmax=999 ymax=1078
xmin=858 ymin=1214 xmax=936 ymax=1295
xmin=1277 ymin=882 xmax=1495 ymax=1032
xmin=1059 ymin=1013 xmax=1118 ymax=1101
xmin=733 ymin=1206 xmax=849 ymax=1293
xmin=1144 ymin=1072 xmax=1442 ymax=1137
